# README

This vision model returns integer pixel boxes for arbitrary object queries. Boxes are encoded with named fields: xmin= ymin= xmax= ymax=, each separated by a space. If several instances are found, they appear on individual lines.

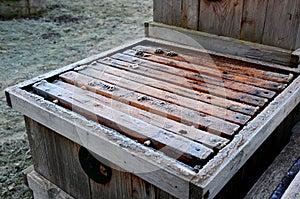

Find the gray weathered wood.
xmin=145 ymin=22 xmax=300 ymax=67
xmin=240 ymin=0 xmax=269 ymax=43
xmin=25 ymin=117 xmax=91 ymax=199
xmin=26 ymin=168 xmax=75 ymax=199
xmin=198 ymin=0 xmax=244 ymax=38
xmin=263 ymin=0 xmax=300 ymax=50
xmin=182 ymin=0 xmax=199 ymax=30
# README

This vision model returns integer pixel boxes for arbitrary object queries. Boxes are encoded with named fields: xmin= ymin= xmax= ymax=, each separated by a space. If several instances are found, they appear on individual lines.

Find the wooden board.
xmin=5 ymin=38 xmax=300 ymax=198
xmin=146 ymin=22 xmax=300 ymax=67
xmin=182 ymin=0 xmax=199 ymax=30
xmin=240 ymin=0 xmax=269 ymax=43
xmin=263 ymin=0 xmax=300 ymax=50
xmin=198 ymin=0 xmax=244 ymax=38
xmin=153 ymin=0 xmax=300 ymax=51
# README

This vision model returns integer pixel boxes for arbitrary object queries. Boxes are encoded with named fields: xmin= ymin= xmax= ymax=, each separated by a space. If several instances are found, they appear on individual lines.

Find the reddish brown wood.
xmin=127 ymin=49 xmax=286 ymax=92
xmin=84 ymin=63 xmax=251 ymax=125
xmin=97 ymin=58 xmax=267 ymax=107
xmin=112 ymin=52 xmax=276 ymax=99
xmin=54 ymin=80 xmax=230 ymax=150
xmin=133 ymin=45 xmax=294 ymax=84
xmin=59 ymin=71 xmax=240 ymax=137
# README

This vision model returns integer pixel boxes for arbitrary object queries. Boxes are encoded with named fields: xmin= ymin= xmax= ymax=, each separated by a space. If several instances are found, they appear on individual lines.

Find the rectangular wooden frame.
xmin=5 ymin=38 xmax=300 ymax=198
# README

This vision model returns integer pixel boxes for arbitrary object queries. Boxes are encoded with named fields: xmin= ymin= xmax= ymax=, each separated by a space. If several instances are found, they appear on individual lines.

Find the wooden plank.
xmin=126 ymin=49 xmax=287 ymax=92
xmin=27 ymin=169 xmax=75 ymax=199
xmin=25 ymin=117 xmax=91 ymax=199
xmin=145 ymin=22 xmax=300 ymax=67
xmin=282 ymin=171 xmax=300 ymax=199
xmin=131 ymin=175 xmax=156 ymax=199
xmin=33 ymin=80 xmax=214 ymax=165
xmin=263 ymin=0 xmax=300 ymax=50
xmin=90 ymin=160 xmax=132 ymax=199
xmin=60 ymin=71 xmax=240 ymax=137
xmin=109 ymin=54 xmax=260 ymax=115
xmin=198 ymin=0 xmax=244 ymax=38
xmin=119 ymin=51 xmax=277 ymax=99
xmin=86 ymin=62 xmax=251 ymax=125
xmin=54 ymin=80 xmax=229 ymax=150
xmin=153 ymin=0 xmax=182 ymax=27
xmin=8 ymin=88 xmax=196 ymax=199
xmin=182 ymin=0 xmax=199 ymax=30
xmin=97 ymin=56 xmax=268 ymax=106
xmin=240 ymin=0 xmax=269 ymax=43
xmin=132 ymin=45 xmax=294 ymax=84
xmin=97 ymin=56 xmax=268 ymax=107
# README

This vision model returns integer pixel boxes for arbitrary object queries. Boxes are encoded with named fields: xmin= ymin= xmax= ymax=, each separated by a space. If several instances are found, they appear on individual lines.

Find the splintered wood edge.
xmin=145 ymin=22 xmax=300 ymax=73
xmin=7 ymin=87 xmax=195 ymax=199
xmin=191 ymin=75 xmax=300 ymax=199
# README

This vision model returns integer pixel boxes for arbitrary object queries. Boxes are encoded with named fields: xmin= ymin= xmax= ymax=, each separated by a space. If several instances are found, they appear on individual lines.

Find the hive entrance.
xmin=31 ymin=41 xmax=295 ymax=170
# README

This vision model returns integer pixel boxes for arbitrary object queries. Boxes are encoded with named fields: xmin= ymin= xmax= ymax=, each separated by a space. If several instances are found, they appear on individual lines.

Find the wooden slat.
xmin=263 ymin=0 xmax=300 ymax=50
xmin=198 ymin=0 xmax=244 ymax=38
xmin=240 ymin=0 xmax=269 ymax=43
xmin=60 ymin=71 xmax=240 ymax=137
xmin=88 ymin=61 xmax=250 ymax=125
xmin=132 ymin=45 xmax=294 ymax=84
xmin=97 ymin=57 xmax=267 ymax=107
xmin=182 ymin=0 xmax=199 ymax=30
xmin=54 ymin=80 xmax=229 ymax=150
xmin=33 ymin=80 xmax=214 ymax=165
xmin=127 ymin=49 xmax=287 ymax=92
xmin=85 ymin=62 xmax=251 ymax=125
xmin=104 ymin=55 xmax=259 ymax=115
xmin=117 ymin=52 xmax=276 ymax=99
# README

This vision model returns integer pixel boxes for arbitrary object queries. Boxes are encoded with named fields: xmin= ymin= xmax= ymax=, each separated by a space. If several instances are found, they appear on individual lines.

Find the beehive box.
xmin=5 ymin=37 xmax=300 ymax=198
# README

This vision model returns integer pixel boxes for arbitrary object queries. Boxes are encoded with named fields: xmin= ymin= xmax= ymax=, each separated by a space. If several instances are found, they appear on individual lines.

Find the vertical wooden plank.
xmin=153 ymin=0 xmax=182 ymax=27
xmin=182 ymin=0 xmax=199 ymax=30
xmin=153 ymin=0 xmax=164 ymax=23
xmin=131 ymin=174 xmax=156 ymax=199
xmin=198 ymin=0 xmax=244 ymax=38
xmin=25 ymin=117 xmax=91 ymax=199
xmin=90 ymin=166 xmax=132 ymax=199
xmin=240 ymin=0 xmax=269 ymax=43
xmin=263 ymin=0 xmax=300 ymax=50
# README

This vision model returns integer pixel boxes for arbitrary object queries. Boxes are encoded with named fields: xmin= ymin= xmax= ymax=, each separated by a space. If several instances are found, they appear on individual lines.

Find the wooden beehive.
xmin=6 ymin=0 xmax=300 ymax=198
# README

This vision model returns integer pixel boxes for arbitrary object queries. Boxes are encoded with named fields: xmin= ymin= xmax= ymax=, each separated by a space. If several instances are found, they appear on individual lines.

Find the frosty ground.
xmin=0 ymin=0 xmax=152 ymax=198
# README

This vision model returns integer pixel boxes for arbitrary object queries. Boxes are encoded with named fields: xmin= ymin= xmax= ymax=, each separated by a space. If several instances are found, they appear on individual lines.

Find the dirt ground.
xmin=0 ymin=0 xmax=152 ymax=198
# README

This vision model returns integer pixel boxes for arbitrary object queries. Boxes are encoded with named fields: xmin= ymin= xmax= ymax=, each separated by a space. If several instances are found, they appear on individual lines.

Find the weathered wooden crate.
xmin=5 ymin=37 xmax=300 ymax=198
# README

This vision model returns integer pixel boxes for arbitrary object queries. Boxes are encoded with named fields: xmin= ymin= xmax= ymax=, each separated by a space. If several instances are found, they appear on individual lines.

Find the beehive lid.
xmin=5 ymin=38 xmax=300 ymax=198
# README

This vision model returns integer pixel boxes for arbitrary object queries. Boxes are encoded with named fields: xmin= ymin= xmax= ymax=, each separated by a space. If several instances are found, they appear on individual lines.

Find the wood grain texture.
xmin=54 ymin=80 xmax=229 ymax=150
xmin=182 ymin=0 xmax=199 ymax=30
xmin=26 ymin=169 xmax=75 ymax=199
xmin=146 ymin=22 xmax=300 ymax=67
xmin=25 ymin=117 xmax=91 ymax=199
xmin=111 ymin=53 xmax=259 ymax=116
xmin=263 ymin=0 xmax=300 ymax=50
xmin=240 ymin=0 xmax=269 ymax=43
xmin=60 ymin=71 xmax=239 ymax=136
xmin=153 ymin=0 xmax=182 ymax=27
xmin=199 ymin=0 xmax=244 ymax=38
